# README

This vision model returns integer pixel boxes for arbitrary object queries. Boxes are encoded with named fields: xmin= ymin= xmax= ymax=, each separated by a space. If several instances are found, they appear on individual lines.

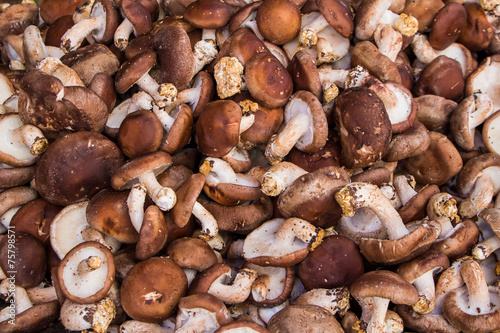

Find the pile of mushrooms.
xmin=1 ymin=0 xmax=500 ymax=332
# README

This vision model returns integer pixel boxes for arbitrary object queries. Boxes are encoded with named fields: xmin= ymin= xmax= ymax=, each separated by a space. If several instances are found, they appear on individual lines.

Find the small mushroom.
xmin=256 ymin=0 xmax=301 ymax=45
xmin=471 ymin=208 xmax=500 ymax=260
xmin=114 ymin=0 xmax=156 ymax=51
xmin=175 ymin=293 xmax=232 ymax=332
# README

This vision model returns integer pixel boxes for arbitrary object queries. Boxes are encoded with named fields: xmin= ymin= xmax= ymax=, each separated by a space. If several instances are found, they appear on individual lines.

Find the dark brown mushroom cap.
xmin=10 ymin=198 xmax=62 ymax=244
xmin=125 ymin=34 xmax=154 ymax=60
xmin=215 ymin=320 xmax=271 ymax=333
xmin=350 ymin=270 xmax=419 ymax=305
xmin=245 ymin=52 xmax=293 ymax=109
xmin=118 ymin=109 xmax=164 ymax=158
xmin=0 ymin=165 xmax=35 ymax=188
xmin=167 ymin=237 xmax=219 ymax=271
xmin=44 ymin=15 xmax=76 ymax=47
xmin=316 ymin=0 xmax=353 ymax=38
xmin=398 ymin=184 xmax=441 ymax=223
xmin=277 ymin=166 xmax=350 ymax=228
xmin=188 ymin=263 xmax=233 ymax=295
xmin=334 ymin=87 xmax=392 ymax=169
xmin=35 ymin=131 xmax=124 ymax=206
xmin=456 ymin=153 xmax=500 ymax=198
xmin=458 ymin=3 xmax=494 ymax=52
xmin=187 ymin=71 xmax=216 ymax=119
xmin=152 ymin=25 xmax=195 ymax=90
xmin=57 ymin=241 xmax=115 ymax=304
xmin=115 ymin=51 xmax=157 ymax=94
xmin=160 ymin=104 xmax=194 ymax=154
xmin=359 ymin=220 xmax=442 ymax=265
xmin=267 ymin=304 xmax=344 ymax=333
xmin=413 ymin=56 xmax=464 ymax=101
xmin=60 ymin=43 xmax=121 ymax=86
xmin=199 ymin=194 xmax=273 ymax=234
xmin=351 ymin=41 xmax=402 ymax=84
xmin=86 ymin=188 xmax=139 ymax=244
xmin=119 ymin=0 xmax=153 ymax=37
xmin=136 ymin=204 xmax=168 ymax=260
xmin=157 ymin=164 xmax=193 ymax=191
xmin=255 ymin=0 xmax=301 ymax=45
xmin=111 ymin=151 xmax=173 ymax=190
xmin=429 ymin=2 xmax=467 ymax=50
xmin=89 ymin=0 xmax=121 ymax=44
xmin=384 ymin=120 xmax=431 ymax=162
xmin=430 ymin=219 xmax=479 ymax=260
xmin=350 ymin=167 xmax=391 ymax=186
xmin=0 ymin=186 xmax=38 ymax=218
xmin=403 ymin=131 xmax=463 ymax=186
xmin=298 ymin=235 xmax=364 ymax=290
xmin=225 ymin=28 xmax=269 ymax=66
xmin=403 ymin=0 xmax=444 ymax=32
xmin=203 ymin=174 xmax=262 ymax=206
xmin=0 ymin=300 xmax=60 ymax=333
xmin=39 ymin=0 xmax=85 ymax=25
xmin=171 ymin=173 xmax=205 ymax=228
xmin=0 ymin=231 xmax=47 ymax=288
xmin=397 ymin=250 xmax=450 ymax=283
xmin=0 ymin=2 xmax=38 ymax=40
xmin=414 ymin=95 xmax=457 ymax=133
xmin=89 ymin=72 xmax=117 ymax=113
xmin=228 ymin=1 xmax=262 ymax=34
xmin=287 ymin=50 xmax=322 ymax=101
xmin=183 ymin=0 xmax=234 ymax=29
xmin=195 ymin=100 xmax=242 ymax=158
xmin=286 ymin=136 xmax=342 ymax=172
xmin=121 ymin=257 xmax=188 ymax=322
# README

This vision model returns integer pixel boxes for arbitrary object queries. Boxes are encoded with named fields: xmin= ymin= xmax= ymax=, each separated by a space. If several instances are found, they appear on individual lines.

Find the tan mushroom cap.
xmin=430 ymin=219 xmax=479 ymax=260
xmin=384 ymin=120 xmax=430 ymax=162
xmin=351 ymin=41 xmax=402 ymax=84
xmin=397 ymin=250 xmax=450 ymax=285
xmin=167 ymin=237 xmax=219 ymax=271
xmin=121 ymin=257 xmax=188 ymax=322
xmin=267 ymin=304 xmax=344 ymax=333
xmin=0 ymin=164 xmax=35 ymax=189
xmin=111 ymin=151 xmax=173 ymax=190
xmin=160 ymin=104 xmax=193 ymax=154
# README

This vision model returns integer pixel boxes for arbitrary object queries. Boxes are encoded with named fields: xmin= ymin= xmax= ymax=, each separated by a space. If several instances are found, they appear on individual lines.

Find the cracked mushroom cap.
xmin=35 ymin=131 xmax=124 ymax=206
xmin=334 ymin=86 xmax=392 ymax=169
xmin=277 ymin=166 xmax=350 ymax=228
xmin=121 ymin=257 xmax=187 ymax=322
xmin=58 ymin=241 xmax=115 ymax=304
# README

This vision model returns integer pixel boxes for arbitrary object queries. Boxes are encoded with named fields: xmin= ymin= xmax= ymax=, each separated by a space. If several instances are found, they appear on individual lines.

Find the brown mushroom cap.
xmin=0 ymin=231 xmax=47 ymax=288
xmin=167 ymin=237 xmax=219 ymax=271
xmin=171 ymin=173 xmax=205 ymax=228
xmin=429 ymin=2 xmax=467 ymax=50
xmin=136 ymin=204 xmax=168 ymax=260
xmin=455 ymin=153 xmax=500 ymax=198
xmin=121 ymin=257 xmax=188 ymax=323
xmin=215 ymin=320 xmax=271 ymax=333
xmin=397 ymin=250 xmax=450 ymax=284
xmin=403 ymin=0 xmax=444 ymax=32
xmin=118 ymin=109 xmax=164 ymax=158
xmin=430 ymin=219 xmax=479 ymax=260
xmin=458 ymin=3 xmax=494 ymax=52
xmin=177 ymin=293 xmax=232 ymax=328
xmin=160 ymin=103 xmax=194 ymax=154
xmin=384 ymin=120 xmax=431 ymax=162
xmin=255 ymin=0 xmax=301 ymax=45
xmin=0 ymin=300 xmax=60 ymax=333
xmin=334 ymin=86 xmax=392 ymax=169
xmin=58 ymin=241 xmax=115 ymax=304
xmin=267 ymin=304 xmax=344 ymax=332
xmin=115 ymin=51 xmax=157 ymax=94
xmin=119 ymin=0 xmax=153 ymax=37
xmin=316 ymin=0 xmax=354 ymax=38
xmin=287 ymin=50 xmax=322 ymax=100
xmin=351 ymin=41 xmax=402 ymax=84
xmin=35 ymin=131 xmax=124 ymax=206
xmin=183 ymin=0 xmax=234 ymax=29
xmin=0 ymin=165 xmax=35 ymax=189
xmin=398 ymin=184 xmax=441 ymax=223
xmin=0 ymin=3 xmax=38 ymax=40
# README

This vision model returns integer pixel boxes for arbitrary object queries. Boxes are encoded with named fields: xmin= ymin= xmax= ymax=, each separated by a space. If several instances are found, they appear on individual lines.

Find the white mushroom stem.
xmin=258 ymin=301 xmax=289 ymax=324
xmin=153 ymin=104 xmax=176 ymax=131
xmin=393 ymin=174 xmax=417 ymax=206
xmin=472 ymin=235 xmax=500 ymax=260
xmin=260 ymin=161 xmax=308 ymax=196
xmin=373 ymin=24 xmax=402 ymax=62
xmin=275 ymin=217 xmax=324 ymax=250
xmin=208 ymin=268 xmax=258 ymax=304
xmin=26 ymin=285 xmax=58 ymax=304
xmin=114 ymin=18 xmax=134 ymax=51
xmin=61 ymin=9 xmax=107 ymax=52
xmin=227 ymin=239 xmax=244 ymax=259
xmin=336 ymin=182 xmax=409 ymax=240
xmin=412 ymin=270 xmax=438 ymax=314
xmin=106 ymin=92 xmax=155 ymax=131
xmin=431 ymin=259 xmax=464 ymax=315
xmin=138 ymin=171 xmax=177 ymax=211
xmin=318 ymin=65 xmax=369 ymax=101
xmin=379 ymin=184 xmax=402 ymax=209
xmin=318 ymin=66 xmax=350 ymax=88
xmin=0 ymin=285 xmax=33 ymax=323
xmin=358 ymin=297 xmax=391 ymax=333
xmin=0 ymin=206 xmax=21 ymax=229
xmin=299 ymin=14 xmax=330 ymax=46
xmin=22 ymin=25 xmax=48 ymax=70
xmin=240 ymin=15 xmax=265 ymax=40
xmin=378 ymin=11 xmax=418 ymax=37
xmin=294 ymin=287 xmax=351 ymax=317
xmin=435 ymin=218 xmax=456 ymax=239
xmin=135 ymin=72 xmax=172 ymax=104
xmin=460 ymin=258 xmax=491 ymax=314
xmin=240 ymin=108 xmax=256 ymax=134
xmin=316 ymin=37 xmax=338 ymax=65
xmin=127 ymin=183 xmax=147 ymax=232
xmin=10 ymin=123 xmax=48 ymax=156
xmin=37 ymin=57 xmax=85 ymax=87
xmin=199 ymin=158 xmax=240 ymax=184
xmin=459 ymin=166 xmax=500 ymax=218
xmin=192 ymin=201 xmax=219 ymax=239
xmin=265 ymin=112 xmax=311 ymax=164
xmin=469 ymin=93 xmax=495 ymax=129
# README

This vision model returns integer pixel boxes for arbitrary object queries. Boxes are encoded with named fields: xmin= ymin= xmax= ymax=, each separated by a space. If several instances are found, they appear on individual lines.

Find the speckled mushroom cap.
xmin=35 ymin=131 xmax=124 ymax=206
xmin=255 ymin=0 xmax=301 ymax=45
xmin=183 ymin=0 xmax=234 ymax=29
xmin=119 ymin=0 xmax=153 ymax=37
xmin=429 ymin=2 xmax=467 ymax=50
xmin=334 ymin=86 xmax=392 ymax=169
xmin=115 ymin=51 xmax=157 ymax=94
xmin=397 ymin=250 xmax=450 ymax=285
xmin=287 ymin=50 xmax=323 ymax=100
xmin=316 ymin=0 xmax=354 ymax=38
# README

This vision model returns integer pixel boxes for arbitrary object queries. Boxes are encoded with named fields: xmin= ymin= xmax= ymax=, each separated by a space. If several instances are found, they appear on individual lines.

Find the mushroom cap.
xmin=111 ymin=151 xmax=173 ymax=190
xmin=403 ymin=131 xmax=463 ymax=186
xmin=0 ymin=300 xmax=60 ymax=333
xmin=0 ymin=231 xmax=47 ymax=288
xmin=188 ymin=263 xmax=234 ymax=295
xmin=316 ymin=0 xmax=353 ymax=38
xmin=351 ymin=41 xmax=402 ymax=84
xmin=118 ymin=109 xmax=164 ymax=158
xmin=195 ymin=100 xmax=242 ymax=158
xmin=267 ymin=304 xmax=344 ymax=333
xmin=35 ymin=131 xmax=124 ymax=206
xmin=397 ymin=250 xmax=450 ymax=284
xmin=255 ymin=0 xmax=301 ymax=45
xmin=350 ymin=270 xmax=419 ymax=305
xmin=397 ymin=304 xmax=461 ymax=333
xmin=115 ymin=51 xmax=157 ymax=94
xmin=136 ymin=204 xmax=168 ymax=260
xmin=287 ymin=50 xmax=322 ymax=100
xmin=243 ymin=262 xmax=295 ymax=306
xmin=121 ymin=257 xmax=188 ymax=322
xmin=160 ymin=104 xmax=194 ymax=154
xmin=359 ymin=219 xmax=442 ymax=265
xmin=277 ymin=166 xmax=350 ymax=227
xmin=483 ymin=110 xmax=500 ymax=155
xmin=171 ymin=173 xmax=205 ymax=228
xmin=89 ymin=0 xmax=121 ymax=44
xmin=398 ymin=184 xmax=441 ymax=223
xmin=0 ymin=165 xmax=35 ymax=188
xmin=465 ymin=56 xmax=500 ymax=112
xmin=119 ymin=0 xmax=153 ymax=37
xmin=0 ymin=3 xmax=38 ymax=40
xmin=430 ymin=219 xmax=479 ymax=260
xmin=384 ymin=119 xmax=431 ymax=162
xmin=457 ymin=3 xmax=494 ymax=52
xmin=298 ymin=235 xmax=364 ymax=290
xmin=177 ymin=293 xmax=232 ymax=328
xmin=334 ymin=86 xmax=392 ymax=169
xmin=414 ymin=94 xmax=457 ymax=133
xmin=429 ymin=2 xmax=467 ymax=50
xmin=86 ymin=188 xmax=139 ymax=244
xmin=183 ymin=0 xmax=234 ymax=29
xmin=456 ymin=153 xmax=500 ymax=198
xmin=167 ymin=237 xmax=219 ymax=271
xmin=203 ymin=174 xmax=262 ymax=206
xmin=0 ymin=186 xmax=38 ymax=218
xmin=245 ymin=52 xmax=293 ymax=109
xmin=58 ymin=241 xmax=115 ymax=304
xmin=228 ymin=1 xmax=262 ymax=34
xmin=89 ymin=72 xmax=117 ymax=113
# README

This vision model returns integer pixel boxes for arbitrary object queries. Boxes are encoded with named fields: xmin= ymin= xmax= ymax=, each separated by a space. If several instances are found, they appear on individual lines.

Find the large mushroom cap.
xmin=35 ymin=131 xmax=124 ymax=206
